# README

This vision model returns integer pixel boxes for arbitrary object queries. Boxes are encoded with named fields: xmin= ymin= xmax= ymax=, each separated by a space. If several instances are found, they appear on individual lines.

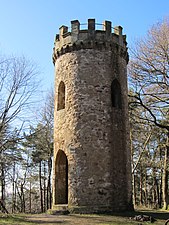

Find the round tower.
xmin=52 ymin=19 xmax=132 ymax=213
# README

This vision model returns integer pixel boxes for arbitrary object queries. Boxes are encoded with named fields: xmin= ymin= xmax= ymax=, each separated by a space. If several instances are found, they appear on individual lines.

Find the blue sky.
xmin=0 ymin=0 xmax=169 ymax=92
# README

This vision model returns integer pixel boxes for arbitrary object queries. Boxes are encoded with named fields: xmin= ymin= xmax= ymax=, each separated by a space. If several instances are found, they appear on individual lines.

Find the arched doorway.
xmin=55 ymin=150 xmax=68 ymax=204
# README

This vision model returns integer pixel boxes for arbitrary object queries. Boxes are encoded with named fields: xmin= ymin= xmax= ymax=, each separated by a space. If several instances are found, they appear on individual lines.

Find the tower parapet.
xmin=53 ymin=19 xmax=128 ymax=63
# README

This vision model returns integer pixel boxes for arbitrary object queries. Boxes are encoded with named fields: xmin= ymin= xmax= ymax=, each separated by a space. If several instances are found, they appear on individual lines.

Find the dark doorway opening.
xmin=55 ymin=150 xmax=68 ymax=204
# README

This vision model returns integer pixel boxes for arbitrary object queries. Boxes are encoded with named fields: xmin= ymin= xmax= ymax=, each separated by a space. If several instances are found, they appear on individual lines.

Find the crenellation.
xmin=114 ymin=25 xmax=123 ymax=35
xmin=59 ymin=25 xmax=68 ymax=36
xmin=71 ymin=20 xmax=80 ymax=34
xmin=103 ymin=20 xmax=112 ymax=35
xmin=53 ymin=19 xmax=128 ymax=63
xmin=88 ymin=19 xmax=95 ymax=31
xmin=55 ymin=34 xmax=60 ymax=41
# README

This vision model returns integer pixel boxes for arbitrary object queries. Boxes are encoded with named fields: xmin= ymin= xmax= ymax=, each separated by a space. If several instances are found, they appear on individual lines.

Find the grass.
xmin=0 ymin=214 xmax=36 ymax=225
xmin=0 ymin=209 xmax=169 ymax=225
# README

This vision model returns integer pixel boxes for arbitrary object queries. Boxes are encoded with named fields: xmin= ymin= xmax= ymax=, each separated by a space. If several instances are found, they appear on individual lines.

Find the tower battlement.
xmin=53 ymin=19 xmax=128 ymax=63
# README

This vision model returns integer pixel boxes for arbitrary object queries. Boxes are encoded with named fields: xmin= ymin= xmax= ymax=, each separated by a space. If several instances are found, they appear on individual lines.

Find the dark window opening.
xmin=111 ymin=79 xmax=122 ymax=109
xmin=57 ymin=81 xmax=65 ymax=110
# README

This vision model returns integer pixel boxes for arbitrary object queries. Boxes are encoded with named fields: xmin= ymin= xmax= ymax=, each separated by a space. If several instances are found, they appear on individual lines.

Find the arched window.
xmin=111 ymin=79 xmax=122 ymax=109
xmin=57 ymin=81 xmax=65 ymax=110
xmin=55 ymin=150 xmax=68 ymax=204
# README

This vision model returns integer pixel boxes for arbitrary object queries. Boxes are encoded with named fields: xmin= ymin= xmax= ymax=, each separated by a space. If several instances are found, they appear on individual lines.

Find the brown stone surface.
xmin=52 ymin=19 xmax=132 ymax=213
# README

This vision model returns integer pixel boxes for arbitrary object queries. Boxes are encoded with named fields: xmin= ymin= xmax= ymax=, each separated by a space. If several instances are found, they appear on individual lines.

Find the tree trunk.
xmin=39 ymin=161 xmax=43 ymax=213
xmin=139 ymin=166 xmax=143 ymax=206
xmin=20 ymin=183 xmax=25 ymax=213
xmin=159 ymin=146 xmax=163 ymax=208
xmin=43 ymin=162 xmax=46 ymax=212
xmin=152 ymin=169 xmax=159 ymax=209
xmin=12 ymin=162 xmax=16 ymax=213
xmin=132 ymin=173 xmax=136 ymax=207
xmin=162 ymin=134 xmax=169 ymax=210
xmin=1 ymin=160 xmax=5 ymax=205
xmin=29 ymin=181 xmax=32 ymax=213
xmin=144 ymin=171 xmax=148 ymax=207
xmin=47 ymin=157 xmax=52 ymax=209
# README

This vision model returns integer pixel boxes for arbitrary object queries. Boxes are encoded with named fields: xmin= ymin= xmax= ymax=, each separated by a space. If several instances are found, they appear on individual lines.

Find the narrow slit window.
xmin=111 ymin=79 xmax=122 ymax=109
xmin=57 ymin=81 xmax=65 ymax=110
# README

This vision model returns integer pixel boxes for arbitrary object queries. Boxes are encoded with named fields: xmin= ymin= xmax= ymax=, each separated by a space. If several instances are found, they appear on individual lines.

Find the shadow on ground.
xmin=109 ymin=209 xmax=169 ymax=221
xmin=26 ymin=210 xmax=169 ymax=225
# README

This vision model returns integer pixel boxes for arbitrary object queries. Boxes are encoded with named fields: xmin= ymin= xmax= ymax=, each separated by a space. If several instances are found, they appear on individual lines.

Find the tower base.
xmin=51 ymin=203 xmax=134 ymax=214
xmin=50 ymin=204 xmax=69 ymax=215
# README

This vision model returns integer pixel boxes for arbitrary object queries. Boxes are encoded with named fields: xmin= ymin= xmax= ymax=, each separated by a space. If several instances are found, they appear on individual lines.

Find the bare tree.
xmin=0 ymin=55 xmax=39 ymax=137
xmin=129 ymin=18 xmax=169 ymax=209
xmin=0 ymin=54 xmax=40 ymax=209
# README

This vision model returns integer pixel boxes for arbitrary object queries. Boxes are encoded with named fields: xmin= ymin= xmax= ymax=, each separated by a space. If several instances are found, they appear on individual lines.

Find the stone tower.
xmin=52 ymin=19 xmax=132 ymax=213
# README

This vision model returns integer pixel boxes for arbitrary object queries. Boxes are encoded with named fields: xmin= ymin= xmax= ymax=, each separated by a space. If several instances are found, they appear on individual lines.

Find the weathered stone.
xmin=52 ymin=19 xmax=133 ymax=213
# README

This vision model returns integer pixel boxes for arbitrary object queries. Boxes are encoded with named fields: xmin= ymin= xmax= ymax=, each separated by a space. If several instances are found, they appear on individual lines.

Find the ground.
xmin=26 ymin=210 xmax=169 ymax=225
xmin=27 ymin=213 xmax=133 ymax=225
xmin=0 ymin=210 xmax=169 ymax=225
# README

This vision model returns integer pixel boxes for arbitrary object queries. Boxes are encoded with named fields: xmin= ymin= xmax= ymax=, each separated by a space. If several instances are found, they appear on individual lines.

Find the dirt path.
xmin=26 ymin=213 xmax=126 ymax=225
xmin=26 ymin=210 xmax=169 ymax=225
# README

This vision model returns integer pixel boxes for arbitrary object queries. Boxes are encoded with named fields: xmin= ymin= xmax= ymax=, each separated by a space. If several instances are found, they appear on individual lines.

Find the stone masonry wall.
xmin=52 ymin=19 xmax=132 ymax=213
